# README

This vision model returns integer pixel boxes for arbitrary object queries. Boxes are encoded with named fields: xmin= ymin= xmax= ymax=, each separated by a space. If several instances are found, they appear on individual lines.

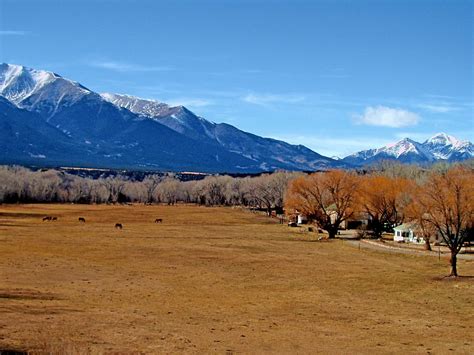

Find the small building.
xmin=393 ymin=222 xmax=422 ymax=243
xmin=327 ymin=207 xmax=369 ymax=230
xmin=297 ymin=214 xmax=308 ymax=225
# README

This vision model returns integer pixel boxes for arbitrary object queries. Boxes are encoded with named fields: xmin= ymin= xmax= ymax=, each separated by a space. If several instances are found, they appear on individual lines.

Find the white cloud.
xmin=89 ymin=60 xmax=174 ymax=72
xmin=166 ymin=98 xmax=213 ymax=108
xmin=0 ymin=30 xmax=30 ymax=36
xmin=417 ymin=103 xmax=460 ymax=113
xmin=356 ymin=105 xmax=420 ymax=128
xmin=242 ymin=93 xmax=305 ymax=106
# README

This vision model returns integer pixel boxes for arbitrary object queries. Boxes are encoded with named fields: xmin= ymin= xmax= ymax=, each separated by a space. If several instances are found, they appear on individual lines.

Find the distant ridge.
xmin=342 ymin=133 xmax=473 ymax=166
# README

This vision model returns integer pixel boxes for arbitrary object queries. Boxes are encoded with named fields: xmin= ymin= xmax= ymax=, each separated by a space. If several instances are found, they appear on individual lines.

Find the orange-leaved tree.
xmin=416 ymin=166 xmax=474 ymax=277
xmin=357 ymin=175 xmax=413 ymax=238
xmin=285 ymin=170 xmax=359 ymax=238
xmin=406 ymin=184 xmax=437 ymax=251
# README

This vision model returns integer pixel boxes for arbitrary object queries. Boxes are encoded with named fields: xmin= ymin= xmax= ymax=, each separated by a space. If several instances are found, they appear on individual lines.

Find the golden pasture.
xmin=0 ymin=204 xmax=473 ymax=354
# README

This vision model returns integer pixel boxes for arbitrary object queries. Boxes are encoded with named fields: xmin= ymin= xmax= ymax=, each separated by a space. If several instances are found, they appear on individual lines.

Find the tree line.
xmin=0 ymin=166 xmax=297 ymax=213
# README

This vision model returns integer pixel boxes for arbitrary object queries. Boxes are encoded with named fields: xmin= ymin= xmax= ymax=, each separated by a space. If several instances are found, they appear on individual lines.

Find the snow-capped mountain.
xmin=101 ymin=93 xmax=218 ymax=142
xmin=0 ymin=63 xmax=92 ymax=116
xmin=0 ymin=63 xmax=343 ymax=172
xmin=422 ymin=133 xmax=473 ymax=160
xmin=343 ymin=134 xmax=473 ymax=166
xmin=102 ymin=93 xmax=343 ymax=171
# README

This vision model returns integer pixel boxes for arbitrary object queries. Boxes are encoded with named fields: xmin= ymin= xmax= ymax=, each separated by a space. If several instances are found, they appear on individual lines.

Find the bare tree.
xmin=100 ymin=177 xmax=128 ymax=203
xmin=416 ymin=167 xmax=474 ymax=276
xmin=142 ymin=175 xmax=162 ymax=203
xmin=155 ymin=177 xmax=181 ymax=205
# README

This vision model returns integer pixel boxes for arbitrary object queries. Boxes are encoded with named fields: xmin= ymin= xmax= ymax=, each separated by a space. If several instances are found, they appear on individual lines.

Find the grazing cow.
xmin=78 ymin=217 xmax=86 ymax=223
xmin=154 ymin=218 xmax=163 ymax=223
xmin=42 ymin=216 xmax=52 ymax=221
xmin=115 ymin=223 xmax=123 ymax=229
xmin=51 ymin=217 xmax=58 ymax=221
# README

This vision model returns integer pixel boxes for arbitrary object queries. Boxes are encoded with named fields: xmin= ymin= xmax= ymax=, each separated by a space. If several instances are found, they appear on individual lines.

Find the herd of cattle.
xmin=42 ymin=216 xmax=163 ymax=229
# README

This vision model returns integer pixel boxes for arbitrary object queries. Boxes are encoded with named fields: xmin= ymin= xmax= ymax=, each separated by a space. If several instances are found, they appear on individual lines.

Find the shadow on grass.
xmin=0 ymin=212 xmax=45 ymax=219
xmin=0 ymin=349 xmax=28 ymax=355
xmin=432 ymin=275 xmax=474 ymax=282
xmin=0 ymin=289 xmax=59 ymax=301
xmin=286 ymin=237 xmax=334 ymax=243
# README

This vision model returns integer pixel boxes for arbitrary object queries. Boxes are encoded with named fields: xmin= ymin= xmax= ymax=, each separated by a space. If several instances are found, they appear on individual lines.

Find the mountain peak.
xmin=0 ymin=63 xmax=91 ymax=108
xmin=382 ymin=137 xmax=426 ymax=158
xmin=425 ymin=132 xmax=464 ymax=147
xmin=0 ymin=63 xmax=59 ymax=103
xmin=388 ymin=137 xmax=416 ymax=145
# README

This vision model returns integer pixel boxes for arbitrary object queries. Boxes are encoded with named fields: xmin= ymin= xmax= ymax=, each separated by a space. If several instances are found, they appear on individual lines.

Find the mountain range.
xmin=0 ymin=63 xmax=342 ymax=172
xmin=0 ymin=63 xmax=472 ymax=172
xmin=342 ymin=133 xmax=473 ymax=166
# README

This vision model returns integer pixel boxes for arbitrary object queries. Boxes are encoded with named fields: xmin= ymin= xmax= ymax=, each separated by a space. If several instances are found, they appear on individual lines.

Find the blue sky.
xmin=0 ymin=0 xmax=472 ymax=157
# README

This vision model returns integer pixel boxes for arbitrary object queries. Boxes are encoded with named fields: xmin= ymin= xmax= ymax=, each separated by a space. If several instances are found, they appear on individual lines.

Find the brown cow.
xmin=154 ymin=218 xmax=163 ymax=223
xmin=115 ymin=223 xmax=123 ymax=229
xmin=78 ymin=217 xmax=86 ymax=223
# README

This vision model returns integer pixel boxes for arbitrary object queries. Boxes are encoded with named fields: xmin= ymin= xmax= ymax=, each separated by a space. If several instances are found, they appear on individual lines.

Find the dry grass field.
xmin=0 ymin=204 xmax=473 ymax=354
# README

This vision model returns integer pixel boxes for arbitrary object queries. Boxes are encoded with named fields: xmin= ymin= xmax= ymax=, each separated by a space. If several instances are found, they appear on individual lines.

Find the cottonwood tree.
xmin=123 ymin=181 xmax=147 ymax=203
xmin=100 ymin=177 xmax=128 ymax=203
xmin=155 ymin=177 xmax=181 ymax=205
xmin=357 ymin=175 xmax=412 ymax=238
xmin=406 ymin=186 xmax=437 ymax=251
xmin=245 ymin=171 xmax=296 ymax=214
xmin=142 ymin=175 xmax=162 ymax=203
xmin=285 ymin=170 xmax=359 ymax=238
xmin=203 ymin=176 xmax=229 ymax=205
xmin=416 ymin=167 xmax=474 ymax=276
xmin=225 ymin=177 xmax=247 ymax=206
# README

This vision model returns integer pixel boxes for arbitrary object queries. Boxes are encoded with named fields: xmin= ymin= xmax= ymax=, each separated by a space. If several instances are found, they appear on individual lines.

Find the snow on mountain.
xmin=0 ymin=63 xmax=57 ymax=103
xmin=343 ymin=133 xmax=473 ymax=166
xmin=103 ymin=93 xmax=345 ymax=171
xmin=423 ymin=133 xmax=473 ymax=160
xmin=425 ymin=132 xmax=462 ymax=147
xmin=101 ymin=93 xmax=170 ymax=118
xmin=380 ymin=138 xmax=433 ymax=159
xmin=0 ymin=63 xmax=93 ymax=120
xmin=101 ymin=93 xmax=218 ymax=142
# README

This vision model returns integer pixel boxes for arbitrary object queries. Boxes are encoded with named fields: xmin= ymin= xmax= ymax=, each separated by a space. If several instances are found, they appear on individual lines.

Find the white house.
xmin=393 ymin=222 xmax=422 ymax=243
xmin=297 ymin=214 xmax=308 ymax=225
